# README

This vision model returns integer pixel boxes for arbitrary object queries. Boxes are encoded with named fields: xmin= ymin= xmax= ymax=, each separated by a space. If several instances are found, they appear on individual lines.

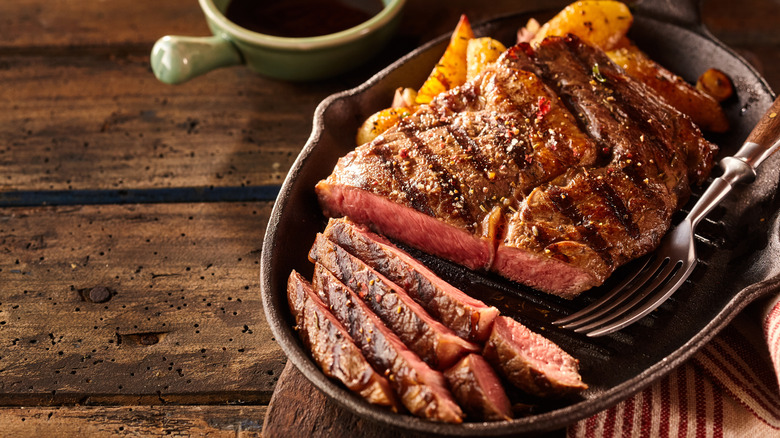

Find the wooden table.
xmin=0 ymin=0 xmax=777 ymax=436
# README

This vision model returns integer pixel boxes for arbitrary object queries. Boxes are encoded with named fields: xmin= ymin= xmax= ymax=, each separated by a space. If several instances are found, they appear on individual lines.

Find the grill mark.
xmin=546 ymin=186 xmax=614 ymax=267
xmin=621 ymin=162 xmax=660 ymax=200
xmin=399 ymin=128 xmax=476 ymax=226
xmin=445 ymin=125 xmax=494 ymax=178
xmin=372 ymin=142 xmax=435 ymax=217
xmin=586 ymin=171 xmax=640 ymax=239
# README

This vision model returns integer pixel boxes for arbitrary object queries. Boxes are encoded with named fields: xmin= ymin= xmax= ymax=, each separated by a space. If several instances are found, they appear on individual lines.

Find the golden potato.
xmin=607 ymin=44 xmax=729 ymax=132
xmin=416 ymin=14 xmax=474 ymax=104
xmin=356 ymin=107 xmax=411 ymax=145
xmin=696 ymin=68 xmax=734 ymax=102
xmin=531 ymin=1 xmax=633 ymax=51
xmin=466 ymin=37 xmax=507 ymax=81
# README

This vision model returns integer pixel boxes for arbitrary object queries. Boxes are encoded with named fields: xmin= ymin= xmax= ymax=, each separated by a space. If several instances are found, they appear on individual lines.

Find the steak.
xmin=286 ymin=271 xmax=400 ymax=411
xmin=317 ymin=34 xmax=717 ymax=297
xmin=313 ymin=263 xmax=464 ymax=423
xmin=309 ymin=233 xmax=479 ymax=369
xmin=443 ymin=353 xmax=513 ymax=422
xmin=322 ymin=217 xmax=499 ymax=343
xmin=317 ymin=48 xmax=601 ymax=272
xmin=482 ymin=316 xmax=587 ymax=397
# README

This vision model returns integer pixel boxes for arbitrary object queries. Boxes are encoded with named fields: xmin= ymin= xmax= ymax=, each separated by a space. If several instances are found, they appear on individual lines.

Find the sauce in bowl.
xmin=225 ymin=0 xmax=386 ymax=38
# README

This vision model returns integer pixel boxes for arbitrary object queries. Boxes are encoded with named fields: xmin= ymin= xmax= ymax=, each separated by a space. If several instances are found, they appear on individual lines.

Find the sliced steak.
xmin=443 ymin=353 xmax=513 ymax=422
xmin=313 ymin=263 xmax=464 ymax=423
xmin=482 ymin=316 xmax=587 ymax=398
xmin=310 ymin=233 xmax=479 ymax=370
xmin=286 ymin=271 xmax=400 ymax=410
xmin=322 ymin=217 xmax=499 ymax=343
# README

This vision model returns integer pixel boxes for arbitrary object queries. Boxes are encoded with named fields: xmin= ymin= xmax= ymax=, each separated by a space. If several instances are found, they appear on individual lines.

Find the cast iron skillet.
xmin=261 ymin=0 xmax=780 ymax=435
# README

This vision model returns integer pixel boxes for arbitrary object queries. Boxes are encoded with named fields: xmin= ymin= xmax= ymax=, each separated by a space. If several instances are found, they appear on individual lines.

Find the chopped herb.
xmin=592 ymin=63 xmax=607 ymax=83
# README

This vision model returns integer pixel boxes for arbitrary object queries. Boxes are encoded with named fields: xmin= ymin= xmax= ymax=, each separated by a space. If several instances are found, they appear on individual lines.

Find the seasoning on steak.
xmin=316 ymin=48 xmax=601 ymax=272
xmin=317 ymin=34 xmax=717 ymax=297
xmin=310 ymin=233 xmax=480 ymax=369
xmin=491 ymin=36 xmax=718 ymax=296
xmin=287 ymin=270 xmax=401 ymax=411
xmin=313 ymin=263 xmax=464 ymax=423
xmin=322 ymin=217 xmax=500 ymax=343
xmin=443 ymin=353 xmax=513 ymax=422
xmin=482 ymin=316 xmax=587 ymax=397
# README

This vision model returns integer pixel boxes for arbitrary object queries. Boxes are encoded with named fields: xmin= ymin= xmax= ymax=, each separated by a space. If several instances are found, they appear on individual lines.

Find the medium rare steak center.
xmin=317 ymin=35 xmax=717 ymax=298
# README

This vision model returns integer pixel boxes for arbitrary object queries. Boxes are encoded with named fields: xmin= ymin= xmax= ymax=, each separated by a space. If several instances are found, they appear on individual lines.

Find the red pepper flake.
xmin=398 ymin=148 xmax=409 ymax=159
xmin=536 ymin=96 xmax=551 ymax=122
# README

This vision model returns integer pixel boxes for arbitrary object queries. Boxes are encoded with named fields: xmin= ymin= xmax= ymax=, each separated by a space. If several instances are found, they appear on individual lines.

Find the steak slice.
xmin=316 ymin=53 xmax=600 ymax=272
xmin=313 ymin=263 xmax=464 ymax=423
xmin=286 ymin=271 xmax=400 ymax=411
xmin=322 ymin=217 xmax=500 ymax=343
xmin=482 ymin=316 xmax=587 ymax=398
xmin=443 ymin=353 xmax=513 ymax=422
xmin=310 ymin=233 xmax=479 ymax=370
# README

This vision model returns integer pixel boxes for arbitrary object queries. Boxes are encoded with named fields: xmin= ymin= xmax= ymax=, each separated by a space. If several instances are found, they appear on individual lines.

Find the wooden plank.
xmin=264 ymin=363 xmax=567 ymax=438
xmin=0 ymin=53 xmax=342 ymax=192
xmin=263 ymin=363 xmax=428 ymax=438
xmin=702 ymin=0 xmax=780 ymax=46
xmin=0 ymin=405 xmax=265 ymax=437
xmin=0 ymin=202 xmax=285 ymax=404
xmin=0 ymin=0 xmax=209 ymax=50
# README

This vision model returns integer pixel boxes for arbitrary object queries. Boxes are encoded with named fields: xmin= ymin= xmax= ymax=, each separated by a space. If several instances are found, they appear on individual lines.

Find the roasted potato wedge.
xmin=607 ymin=44 xmax=729 ymax=132
xmin=696 ymin=68 xmax=734 ymax=102
xmin=530 ymin=0 xmax=633 ymax=50
xmin=416 ymin=14 xmax=474 ymax=104
xmin=356 ymin=107 xmax=411 ymax=145
xmin=466 ymin=37 xmax=507 ymax=81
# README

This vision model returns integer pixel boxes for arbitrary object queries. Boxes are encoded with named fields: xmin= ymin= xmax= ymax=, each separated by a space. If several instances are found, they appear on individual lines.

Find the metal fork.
xmin=555 ymin=96 xmax=780 ymax=337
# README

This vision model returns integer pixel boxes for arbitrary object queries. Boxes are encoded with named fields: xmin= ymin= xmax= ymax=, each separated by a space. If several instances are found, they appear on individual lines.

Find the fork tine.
xmin=585 ymin=260 xmax=698 ymax=337
xmin=573 ymin=258 xmax=679 ymax=334
xmin=554 ymin=254 xmax=657 ymax=328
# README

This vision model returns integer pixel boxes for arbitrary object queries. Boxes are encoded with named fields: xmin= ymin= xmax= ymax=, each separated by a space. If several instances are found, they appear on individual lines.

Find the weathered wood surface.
xmin=0 ymin=203 xmax=283 ymax=403
xmin=0 ymin=0 xmax=778 ymax=436
xmin=0 ymin=405 xmax=265 ymax=437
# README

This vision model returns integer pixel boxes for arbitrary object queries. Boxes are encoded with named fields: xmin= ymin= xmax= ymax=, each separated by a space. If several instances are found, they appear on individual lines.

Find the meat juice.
xmin=224 ymin=0 xmax=386 ymax=38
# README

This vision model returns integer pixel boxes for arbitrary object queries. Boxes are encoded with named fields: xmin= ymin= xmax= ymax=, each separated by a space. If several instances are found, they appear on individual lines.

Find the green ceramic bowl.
xmin=151 ymin=0 xmax=406 ymax=84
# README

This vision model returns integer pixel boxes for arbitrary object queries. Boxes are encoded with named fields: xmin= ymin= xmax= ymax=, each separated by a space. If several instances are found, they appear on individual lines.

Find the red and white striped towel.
xmin=569 ymin=294 xmax=780 ymax=437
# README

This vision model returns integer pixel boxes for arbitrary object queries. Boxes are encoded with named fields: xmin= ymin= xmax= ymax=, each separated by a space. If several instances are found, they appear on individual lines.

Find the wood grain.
xmin=0 ymin=405 xmax=265 ymax=437
xmin=0 ymin=202 xmax=284 ymax=403
xmin=0 ymin=1 xmax=209 ymax=50
xmin=0 ymin=53 xmax=342 ymax=192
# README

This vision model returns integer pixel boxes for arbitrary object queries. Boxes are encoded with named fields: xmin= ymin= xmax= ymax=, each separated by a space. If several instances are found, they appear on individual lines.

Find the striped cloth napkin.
xmin=568 ymin=294 xmax=780 ymax=437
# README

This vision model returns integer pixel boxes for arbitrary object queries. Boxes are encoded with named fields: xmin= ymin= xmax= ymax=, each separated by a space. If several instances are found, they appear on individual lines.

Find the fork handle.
xmin=688 ymin=96 xmax=780 ymax=228
xmin=739 ymin=95 xmax=780 ymax=169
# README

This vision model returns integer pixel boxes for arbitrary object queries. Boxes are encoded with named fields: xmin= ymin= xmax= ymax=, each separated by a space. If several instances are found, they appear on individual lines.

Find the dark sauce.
xmin=225 ymin=0 xmax=385 ymax=38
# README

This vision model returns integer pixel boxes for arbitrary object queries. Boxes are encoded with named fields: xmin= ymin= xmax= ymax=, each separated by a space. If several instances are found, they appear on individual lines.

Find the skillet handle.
xmin=632 ymin=0 xmax=702 ymax=30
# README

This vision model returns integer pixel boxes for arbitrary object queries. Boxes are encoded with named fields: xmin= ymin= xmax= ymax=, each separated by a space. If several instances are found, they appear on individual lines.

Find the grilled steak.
xmin=317 ymin=34 xmax=717 ymax=297
xmin=286 ymin=271 xmax=401 ymax=411
xmin=491 ymin=36 xmax=717 ymax=296
xmin=309 ymin=233 xmax=479 ymax=369
xmin=322 ymin=217 xmax=500 ymax=343
xmin=317 ymin=47 xmax=600 ymax=272
xmin=313 ymin=263 xmax=464 ymax=423
xmin=482 ymin=316 xmax=587 ymax=397
xmin=443 ymin=353 xmax=513 ymax=422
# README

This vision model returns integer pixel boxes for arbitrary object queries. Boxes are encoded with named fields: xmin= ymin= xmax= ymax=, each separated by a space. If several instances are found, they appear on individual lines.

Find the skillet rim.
xmin=260 ymin=9 xmax=779 ymax=436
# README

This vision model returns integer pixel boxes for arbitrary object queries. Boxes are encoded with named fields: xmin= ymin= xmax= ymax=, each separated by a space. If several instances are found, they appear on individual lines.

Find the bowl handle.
xmin=150 ymin=35 xmax=243 ymax=85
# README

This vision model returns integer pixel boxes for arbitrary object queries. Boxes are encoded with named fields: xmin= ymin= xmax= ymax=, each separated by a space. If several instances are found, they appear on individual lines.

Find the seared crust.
xmin=317 ymin=35 xmax=718 ymax=297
